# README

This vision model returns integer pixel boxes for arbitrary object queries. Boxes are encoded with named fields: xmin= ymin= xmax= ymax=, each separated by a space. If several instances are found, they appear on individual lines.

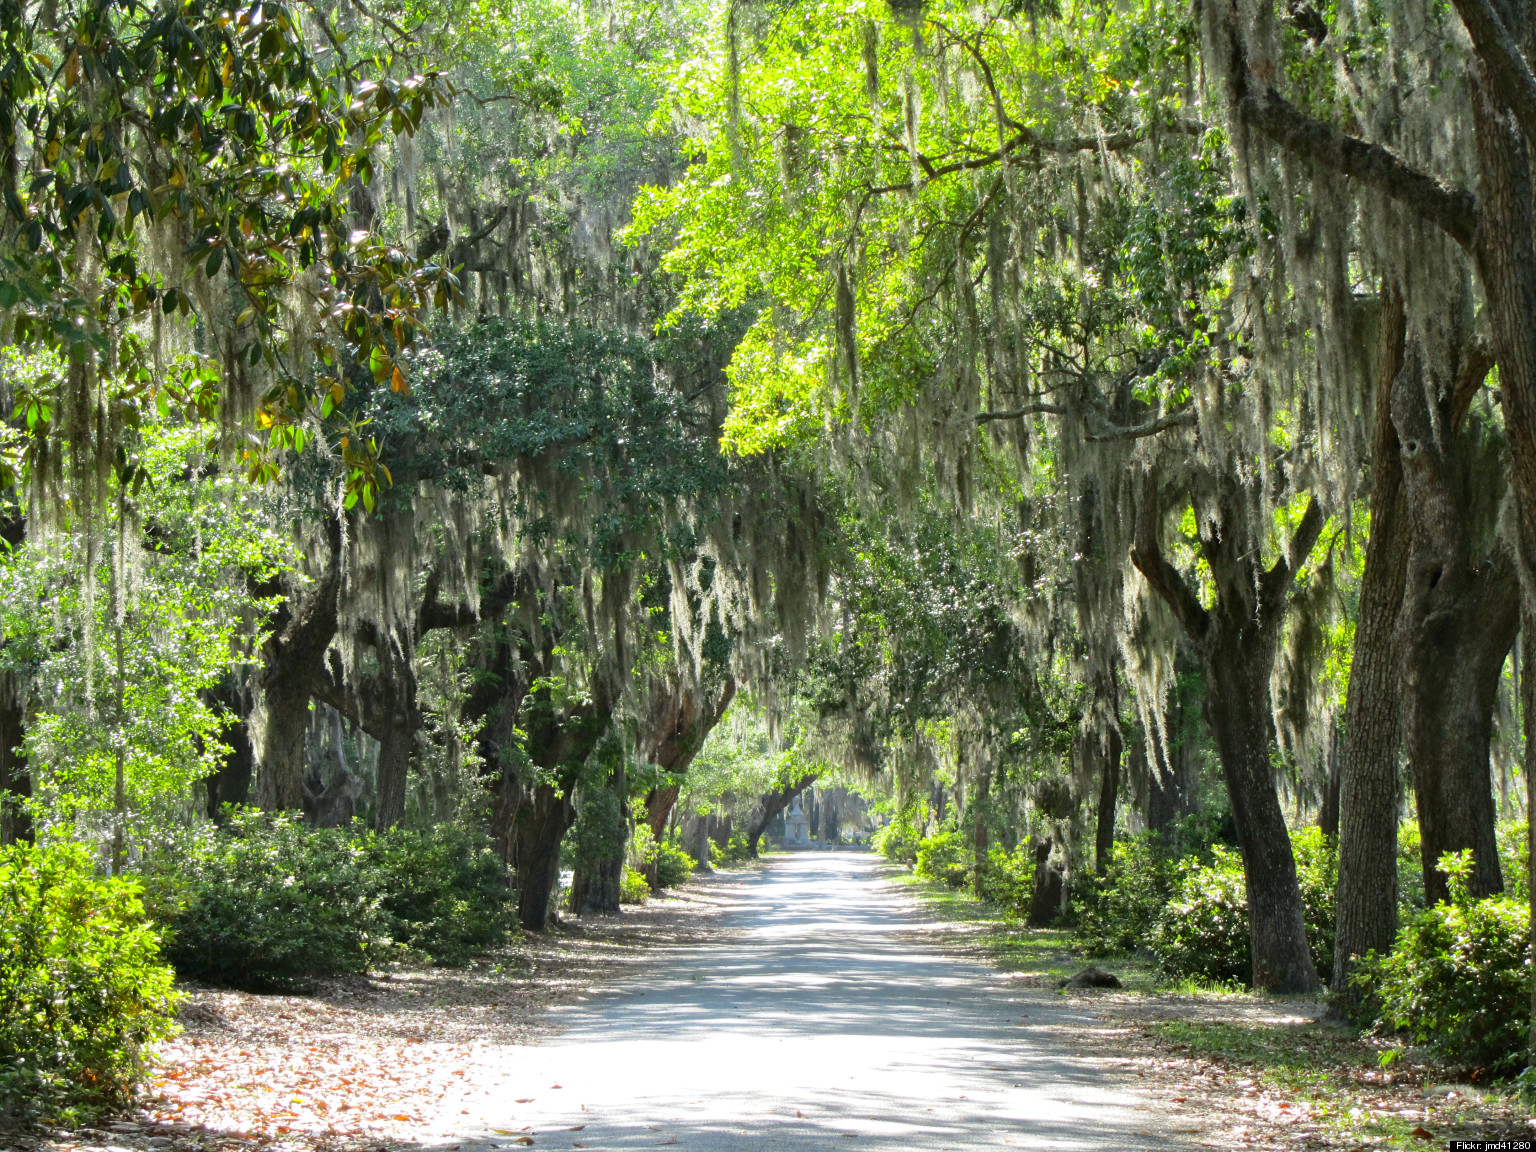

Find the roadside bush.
xmin=620 ymin=868 xmax=650 ymax=905
xmin=1149 ymin=845 xmax=1251 ymax=984
xmin=155 ymin=810 xmax=383 ymax=990
xmin=363 ymin=826 xmax=511 ymax=966
xmin=1074 ymin=832 xmax=1180 ymax=956
xmin=872 ymin=803 xmax=926 ymax=865
xmin=653 ymin=839 xmax=695 ymax=889
xmin=0 ymin=843 xmax=180 ymax=1122
xmin=709 ymin=831 xmax=754 ymax=867
xmin=977 ymin=844 xmax=1034 ymax=916
xmin=914 ymin=829 xmax=969 ymax=888
xmin=1148 ymin=830 xmax=1338 ymax=985
xmin=1360 ymin=850 xmax=1531 ymax=1077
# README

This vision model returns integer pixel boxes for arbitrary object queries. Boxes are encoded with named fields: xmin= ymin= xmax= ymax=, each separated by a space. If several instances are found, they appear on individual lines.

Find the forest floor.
xmin=4 ymin=876 xmax=747 ymax=1152
xmin=902 ymin=873 xmax=1536 ymax=1151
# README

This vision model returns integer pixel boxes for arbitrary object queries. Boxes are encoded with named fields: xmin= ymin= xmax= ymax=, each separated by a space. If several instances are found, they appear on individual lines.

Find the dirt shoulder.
xmin=3 ymin=876 xmax=740 ymax=1152
xmin=890 ymin=868 xmax=1536 ymax=1151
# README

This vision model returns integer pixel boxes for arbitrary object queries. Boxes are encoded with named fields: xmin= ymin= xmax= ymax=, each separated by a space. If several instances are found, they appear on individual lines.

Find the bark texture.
xmin=1093 ymin=724 xmax=1123 ymax=874
xmin=1132 ymin=480 xmax=1325 ymax=993
xmin=1332 ymin=287 xmax=1409 ymax=999
xmin=0 ymin=673 xmax=30 ymax=845
xmin=1392 ymin=344 xmax=1516 ymax=905
xmin=746 ymin=771 xmax=819 ymax=856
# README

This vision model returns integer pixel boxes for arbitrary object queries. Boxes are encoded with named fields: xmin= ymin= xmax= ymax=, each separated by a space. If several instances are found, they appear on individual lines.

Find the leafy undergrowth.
xmin=896 ymin=867 xmax=1535 ymax=1150
xmin=4 ymin=883 xmax=731 ymax=1152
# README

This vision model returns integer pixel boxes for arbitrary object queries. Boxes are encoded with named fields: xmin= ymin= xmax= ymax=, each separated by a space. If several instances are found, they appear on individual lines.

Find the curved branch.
xmin=1450 ymin=0 xmax=1536 ymax=151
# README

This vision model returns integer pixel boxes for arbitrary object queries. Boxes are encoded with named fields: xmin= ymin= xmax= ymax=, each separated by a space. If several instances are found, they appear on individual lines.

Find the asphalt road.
xmin=454 ymin=852 xmax=1192 ymax=1151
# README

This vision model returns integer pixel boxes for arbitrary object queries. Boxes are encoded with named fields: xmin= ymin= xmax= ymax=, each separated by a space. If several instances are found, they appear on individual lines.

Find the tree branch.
xmin=1234 ymin=70 xmax=1478 ymax=250
xmin=1129 ymin=483 xmax=1211 ymax=642
xmin=1450 ymin=0 xmax=1536 ymax=152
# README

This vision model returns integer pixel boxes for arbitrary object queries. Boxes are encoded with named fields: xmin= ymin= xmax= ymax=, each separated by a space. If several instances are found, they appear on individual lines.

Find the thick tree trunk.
xmin=1133 ymin=480 xmax=1324 ymax=993
xmin=255 ymin=520 xmax=342 ymax=812
xmin=1333 ymin=287 xmax=1409 ymax=999
xmin=1393 ymin=344 xmax=1516 ymax=905
xmin=513 ymin=782 xmax=577 ymax=930
xmin=1026 ymin=837 xmax=1064 ymax=927
xmin=647 ymin=785 xmax=681 ymax=839
xmin=0 ymin=674 xmax=30 ymax=845
xmin=747 ymin=772 xmax=819 ymax=856
xmin=1206 ymin=639 xmax=1319 ymax=992
xmin=372 ymin=645 xmax=422 ymax=833
xmin=1094 ymin=726 xmax=1123 ymax=874
xmin=571 ymin=755 xmax=627 ymax=916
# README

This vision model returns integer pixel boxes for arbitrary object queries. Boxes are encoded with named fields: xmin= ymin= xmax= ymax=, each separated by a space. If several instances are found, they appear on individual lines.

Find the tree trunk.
xmin=513 ymin=782 xmax=577 ymax=929
xmin=571 ymin=754 xmax=627 ymax=916
xmin=747 ymin=772 xmax=819 ymax=856
xmin=1132 ymin=479 xmax=1325 ymax=993
xmin=972 ymin=754 xmax=992 ymax=887
xmin=1332 ymin=286 xmax=1409 ymax=999
xmin=1205 ymin=635 xmax=1319 ymax=993
xmin=1393 ymin=343 xmax=1517 ymax=906
xmin=1026 ymin=836 xmax=1064 ymax=927
xmin=372 ymin=644 xmax=422 ymax=833
xmin=255 ymin=519 xmax=342 ymax=812
xmin=0 ymin=673 xmax=30 ymax=846
xmin=647 ymin=785 xmax=681 ymax=839
xmin=1094 ymin=725 xmax=1123 ymax=874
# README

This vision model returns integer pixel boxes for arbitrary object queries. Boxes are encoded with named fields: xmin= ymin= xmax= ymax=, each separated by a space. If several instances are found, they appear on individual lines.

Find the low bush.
xmin=1360 ymin=850 xmax=1531 ymax=1078
xmin=1074 ymin=832 xmax=1181 ymax=956
xmin=619 ymin=867 xmax=650 ymax=905
xmin=872 ymin=803 xmax=926 ymax=865
xmin=976 ymin=843 xmax=1034 ymax=917
xmin=914 ymin=828 xmax=969 ymax=888
xmin=363 ymin=826 xmax=512 ymax=966
xmin=154 ymin=810 xmax=384 ymax=990
xmin=1146 ymin=829 xmax=1338 ymax=985
xmin=0 ymin=843 xmax=180 ymax=1122
xmin=653 ymin=839 xmax=695 ymax=889
xmin=709 ymin=831 xmax=754 ymax=867
xmin=1149 ymin=844 xmax=1252 ymax=984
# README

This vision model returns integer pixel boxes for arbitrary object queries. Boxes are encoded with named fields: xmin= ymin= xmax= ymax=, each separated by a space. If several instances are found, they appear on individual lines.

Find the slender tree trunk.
xmin=1523 ymin=607 xmax=1536 ymax=1065
xmin=373 ymin=644 xmax=421 ymax=833
xmin=1393 ymin=345 xmax=1517 ymax=905
xmin=1133 ymin=480 xmax=1325 ymax=993
xmin=1206 ymin=637 xmax=1319 ymax=992
xmin=1094 ymin=726 xmax=1123 ymax=874
xmin=972 ymin=754 xmax=992 ymax=887
xmin=0 ymin=673 xmax=30 ymax=845
xmin=746 ymin=772 xmax=818 ymax=856
xmin=1333 ymin=287 xmax=1409 ymax=1000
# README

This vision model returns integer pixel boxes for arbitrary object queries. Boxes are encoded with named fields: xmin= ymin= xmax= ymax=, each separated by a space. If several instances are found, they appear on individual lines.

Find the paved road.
xmin=455 ymin=853 xmax=1190 ymax=1151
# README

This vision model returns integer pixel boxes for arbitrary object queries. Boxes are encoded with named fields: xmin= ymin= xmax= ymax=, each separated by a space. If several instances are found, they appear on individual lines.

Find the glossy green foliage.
xmin=365 ymin=825 xmax=513 ymax=967
xmin=152 ymin=812 xmax=516 ymax=987
xmin=1362 ymin=851 xmax=1532 ymax=1078
xmin=652 ymin=838 xmax=696 ymax=889
xmin=153 ymin=811 xmax=383 ymax=990
xmin=0 ymin=842 xmax=180 ymax=1122
xmin=1074 ymin=831 xmax=1186 ymax=957
xmin=914 ymin=827 xmax=969 ymax=888
xmin=872 ymin=801 xmax=927 ymax=865
xmin=619 ymin=867 xmax=650 ymax=904
xmin=378 ymin=319 xmax=731 ymax=568
xmin=0 ymin=0 xmax=457 ymax=500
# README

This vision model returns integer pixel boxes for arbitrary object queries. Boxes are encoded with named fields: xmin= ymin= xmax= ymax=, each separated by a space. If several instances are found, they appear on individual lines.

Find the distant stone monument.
xmin=784 ymin=795 xmax=811 ymax=848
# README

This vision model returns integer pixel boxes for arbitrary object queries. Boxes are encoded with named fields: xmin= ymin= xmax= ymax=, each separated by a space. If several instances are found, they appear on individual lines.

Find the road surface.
xmin=453 ymin=852 xmax=1191 ymax=1151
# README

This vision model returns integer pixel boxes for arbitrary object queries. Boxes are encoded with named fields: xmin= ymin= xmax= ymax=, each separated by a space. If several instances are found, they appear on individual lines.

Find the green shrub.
xmin=1074 ymin=832 xmax=1181 ymax=956
xmin=1360 ymin=850 xmax=1531 ymax=1078
xmin=1147 ymin=830 xmax=1338 ymax=985
xmin=363 ymin=826 xmax=512 ymax=966
xmin=0 ymin=843 xmax=180 ymax=1122
xmin=914 ymin=829 xmax=969 ymax=888
xmin=872 ymin=804 xmax=926 ymax=865
xmin=977 ymin=844 xmax=1034 ymax=917
xmin=154 ymin=810 xmax=384 ymax=990
xmin=1293 ymin=826 xmax=1337 ymax=983
xmin=709 ymin=831 xmax=754 ymax=867
xmin=619 ymin=867 xmax=650 ymax=905
xmin=1149 ymin=844 xmax=1252 ymax=984
xmin=653 ymin=839 xmax=695 ymax=889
